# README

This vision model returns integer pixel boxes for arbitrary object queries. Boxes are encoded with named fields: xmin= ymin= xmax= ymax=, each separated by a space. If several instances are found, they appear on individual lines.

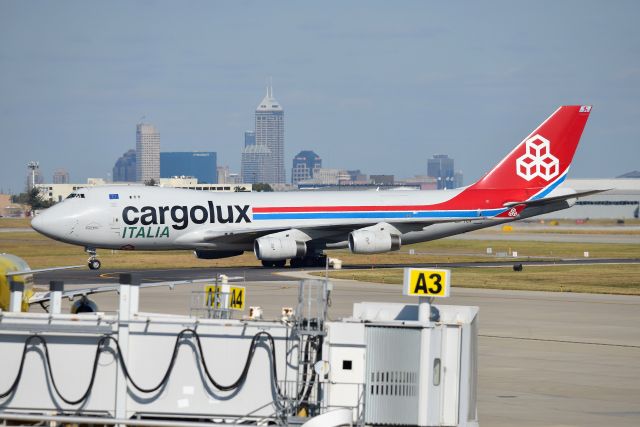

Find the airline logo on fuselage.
xmin=122 ymin=203 xmax=251 ymax=231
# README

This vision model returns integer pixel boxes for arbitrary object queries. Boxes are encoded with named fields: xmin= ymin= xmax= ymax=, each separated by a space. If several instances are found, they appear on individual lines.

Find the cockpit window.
xmin=66 ymin=193 xmax=86 ymax=199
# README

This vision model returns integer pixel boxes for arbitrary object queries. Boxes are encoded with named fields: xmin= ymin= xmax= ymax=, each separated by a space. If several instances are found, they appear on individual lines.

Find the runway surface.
xmin=30 ymin=261 xmax=640 ymax=427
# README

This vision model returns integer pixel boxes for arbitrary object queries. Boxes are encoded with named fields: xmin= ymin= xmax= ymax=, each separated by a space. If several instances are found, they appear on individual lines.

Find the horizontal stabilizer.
xmin=503 ymin=189 xmax=611 ymax=208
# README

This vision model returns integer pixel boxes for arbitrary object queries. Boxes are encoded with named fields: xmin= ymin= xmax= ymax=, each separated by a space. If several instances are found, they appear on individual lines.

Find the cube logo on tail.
xmin=516 ymin=134 xmax=559 ymax=181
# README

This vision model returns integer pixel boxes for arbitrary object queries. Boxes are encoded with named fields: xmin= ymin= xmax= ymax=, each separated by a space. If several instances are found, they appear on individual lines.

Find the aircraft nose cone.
xmin=31 ymin=212 xmax=58 ymax=237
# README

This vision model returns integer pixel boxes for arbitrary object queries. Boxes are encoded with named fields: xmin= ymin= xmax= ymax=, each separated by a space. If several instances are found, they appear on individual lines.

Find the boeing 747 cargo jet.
xmin=32 ymin=105 xmax=601 ymax=269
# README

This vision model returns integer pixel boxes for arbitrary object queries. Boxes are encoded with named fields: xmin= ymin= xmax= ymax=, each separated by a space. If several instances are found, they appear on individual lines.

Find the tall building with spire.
xmin=136 ymin=123 xmax=160 ymax=184
xmin=254 ymin=84 xmax=285 ymax=184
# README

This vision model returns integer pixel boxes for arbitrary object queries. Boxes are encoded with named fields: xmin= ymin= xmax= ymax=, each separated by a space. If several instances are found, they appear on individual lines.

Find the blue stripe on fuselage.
xmin=529 ymin=172 xmax=567 ymax=201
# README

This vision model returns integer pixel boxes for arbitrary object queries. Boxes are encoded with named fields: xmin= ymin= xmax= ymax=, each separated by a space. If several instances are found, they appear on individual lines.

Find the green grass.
xmin=0 ymin=232 xmax=262 ymax=269
xmin=0 ymin=218 xmax=31 ymax=228
xmin=316 ymin=264 xmax=640 ymax=295
xmin=326 ymin=238 xmax=640 ymax=266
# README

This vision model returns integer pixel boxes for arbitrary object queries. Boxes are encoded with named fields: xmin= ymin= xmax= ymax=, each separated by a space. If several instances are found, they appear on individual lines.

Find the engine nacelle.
xmin=254 ymin=237 xmax=306 ymax=261
xmin=348 ymin=230 xmax=401 ymax=254
xmin=194 ymin=250 xmax=244 ymax=260
xmin=70 ymin=296 xmax=99 ymax=314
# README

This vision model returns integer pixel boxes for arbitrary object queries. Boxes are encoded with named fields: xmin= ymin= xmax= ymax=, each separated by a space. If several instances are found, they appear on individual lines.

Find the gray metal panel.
xmin=365 ymin=326 xmax=421 ymax=425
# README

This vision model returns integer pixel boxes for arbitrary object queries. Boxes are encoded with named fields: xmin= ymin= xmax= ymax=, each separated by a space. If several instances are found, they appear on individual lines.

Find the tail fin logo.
xmin=516 ymin=135 xmax=559 ymax=181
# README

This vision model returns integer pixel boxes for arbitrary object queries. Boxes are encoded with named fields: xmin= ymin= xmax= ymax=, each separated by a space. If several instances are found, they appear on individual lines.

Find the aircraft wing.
xmin=6 ymin=264 xmax=85 ymax=277
xmin=191 ymin=218 xmax=468 ymax=246
xmin=504 ymin=189 xmax=611 ymax=208
xmin=184 ymin=224 xmax=373 ymax=245
xmin=28 ymin=277 xmax=243 ymax=304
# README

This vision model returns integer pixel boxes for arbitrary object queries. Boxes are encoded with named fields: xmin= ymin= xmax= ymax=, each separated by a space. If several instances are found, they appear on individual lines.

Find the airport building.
xmin=135 ymin=122 xmax=160 ymax=184
xmin=36 ymin=177 xmax=253 ymax=203
xmin=37 ymin=178 xmax=112 ymax=203
xmin=160 ymin=151 xmax=217 ymax=184
xmin=398 ymin=175 xmax=438 ymax=190
xmin=370 ymin=174 xmax=394 ymax=185
xmin=112 ymin=149 xmax=137 ymax=182
xmin=291 ymin=150 xmax=322 ymax=185
xmin=540 ymin=178 xmax=640 ymax=219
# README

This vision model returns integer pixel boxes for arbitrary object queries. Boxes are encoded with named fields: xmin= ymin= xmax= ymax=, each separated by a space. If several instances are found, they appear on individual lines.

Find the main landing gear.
xmin=86 ymin=247 xmax=101 ymax=270
xmin=290 ymin=254 xmax=327 ymax=268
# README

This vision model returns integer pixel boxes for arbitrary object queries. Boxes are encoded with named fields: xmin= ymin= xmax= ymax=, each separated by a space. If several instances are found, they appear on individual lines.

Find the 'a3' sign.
xmin=402 ymin=268 xmax=451 ymax=298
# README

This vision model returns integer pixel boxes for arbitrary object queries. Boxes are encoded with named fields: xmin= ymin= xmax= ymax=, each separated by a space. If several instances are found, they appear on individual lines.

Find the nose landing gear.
xmin=86 ymin=247 xmax=101 ymax=270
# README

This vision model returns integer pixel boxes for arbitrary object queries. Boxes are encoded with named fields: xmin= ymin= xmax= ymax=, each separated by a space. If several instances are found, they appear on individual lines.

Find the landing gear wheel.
xmin=88 ymin=259 xmax=101 ymax=270
xmin=290 ymin=257 xmax=303 ymax=268
xmin=85 ymin=247 xmax=100 ymax=270
xmin=273 ymin=259 xmax=286 ymax=268
xmin=261 ymin=260 xmax=275 ymax=268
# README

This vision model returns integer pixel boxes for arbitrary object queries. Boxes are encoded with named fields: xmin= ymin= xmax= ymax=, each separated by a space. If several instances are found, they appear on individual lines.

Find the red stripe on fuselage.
xmin=253 ymin=188 xmax=541 ymax=214
xmin=253 ymin=205 xmax=441 ymax=213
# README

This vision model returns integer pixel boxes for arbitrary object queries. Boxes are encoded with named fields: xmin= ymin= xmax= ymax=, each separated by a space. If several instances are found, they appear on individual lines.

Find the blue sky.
xmin=1 ymin=1 xmax=639 ymax=193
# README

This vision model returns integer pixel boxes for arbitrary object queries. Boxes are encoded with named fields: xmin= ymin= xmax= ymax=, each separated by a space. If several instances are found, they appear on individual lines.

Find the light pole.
xmin=27 ymin=161 xmax=39 ymax=190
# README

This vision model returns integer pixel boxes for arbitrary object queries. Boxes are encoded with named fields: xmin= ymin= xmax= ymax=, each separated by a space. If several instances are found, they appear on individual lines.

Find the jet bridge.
xmin=0 ymin=275 xmax=479 ymax=426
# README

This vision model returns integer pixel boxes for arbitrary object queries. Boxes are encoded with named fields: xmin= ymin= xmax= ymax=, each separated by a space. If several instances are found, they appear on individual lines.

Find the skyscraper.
xmin=427 ymin=154 xmax=455 ymax=189
xmin=244 ymin=131 xmax=256 ymax=148
xmin=113 ymin=149 xmax=137 ymax=182
xmin=292 ymin=150 xmax=322 ymax=185
xmin=255 ymin=85 xmax=285 ymax=184
xmin=241 ymin=144 xmax=272 ymax=184
xmin=136 ymin=123 xmax=160 ymax=184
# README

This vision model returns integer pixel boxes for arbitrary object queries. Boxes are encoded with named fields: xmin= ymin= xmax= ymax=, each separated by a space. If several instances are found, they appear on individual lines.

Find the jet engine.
xmin=70 ymin=296 xmax=99 ymax=314
xmin=254 ymin=237 xmax=307 ymax=261
xmin=348 ymin=229 xmax=401 ymax=254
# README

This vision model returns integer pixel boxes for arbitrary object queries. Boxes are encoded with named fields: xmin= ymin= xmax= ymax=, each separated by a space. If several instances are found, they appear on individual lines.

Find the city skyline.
xmin=1 ymin=2 xmax=639 ymax=193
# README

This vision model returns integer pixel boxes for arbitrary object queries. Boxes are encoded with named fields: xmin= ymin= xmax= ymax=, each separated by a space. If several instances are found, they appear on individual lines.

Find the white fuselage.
xmin=31 ymin=185 xmax=570 ymax=256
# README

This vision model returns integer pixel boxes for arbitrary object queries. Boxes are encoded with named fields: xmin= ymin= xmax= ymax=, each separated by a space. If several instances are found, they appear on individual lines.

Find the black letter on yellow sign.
xmin=414 ymin=273 xmax=429 ymax=294
xmin=231 ymin=289 xmax=243 ymax=308
xmin=429 ymin=273 xmax=442 ymax=294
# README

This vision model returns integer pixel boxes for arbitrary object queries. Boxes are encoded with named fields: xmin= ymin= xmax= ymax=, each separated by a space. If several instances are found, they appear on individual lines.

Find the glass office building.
xmin=160 ymin=152 xmax=217 ymax=184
